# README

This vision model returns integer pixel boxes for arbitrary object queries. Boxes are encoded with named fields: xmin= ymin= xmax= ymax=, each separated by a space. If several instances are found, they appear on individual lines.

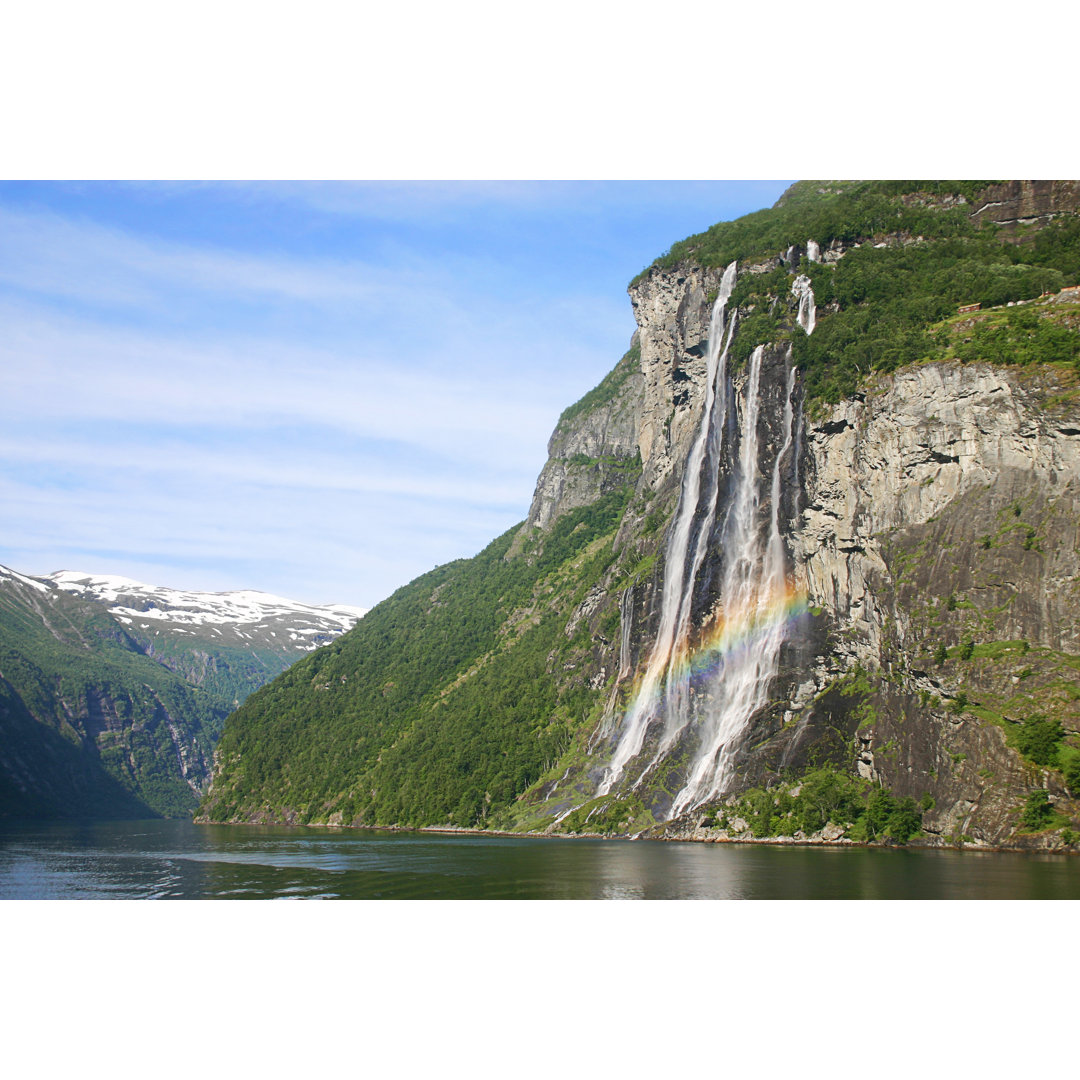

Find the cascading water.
xmin=617 ymin=585 xmax=634 ymax=680
xmin=597 ymin=260 xmax=739 ymax=796
xmin=806 ymin=239 xmax=820 ymax=263
xmin=792 ymin=274 xmax=816 ymax=335
xmin=598 ymin=263 xmax=806 ymax=818
xmin=667 ymin=353 xmax=797 ymax=817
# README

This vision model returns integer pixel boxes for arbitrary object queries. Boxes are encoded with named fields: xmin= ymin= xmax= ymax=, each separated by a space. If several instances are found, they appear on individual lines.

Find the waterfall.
xmin=792 ymin=274 xmax=816 ymax=335
xmin=617 ymin=585 xmax=634 ymax=680
xmin=806 ymin=239 xmax=820 ymax=263
xmin=668 ymin=354 xmax=797 ymax=817
xmin=597 ymin=260 xmax=739 ymax=796
xmin=598 ymin=262 xmax=803 ymax=817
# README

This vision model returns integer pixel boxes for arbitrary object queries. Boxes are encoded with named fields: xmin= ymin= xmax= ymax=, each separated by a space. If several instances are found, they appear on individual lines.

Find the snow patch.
xmin=47 ymin=570 xmax=367 ymax=632
xmin=0 ymin=565 xmax=49 ymax=593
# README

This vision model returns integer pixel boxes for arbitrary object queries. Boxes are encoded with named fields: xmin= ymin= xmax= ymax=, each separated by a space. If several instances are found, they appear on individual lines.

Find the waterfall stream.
xmin=792 ymin=274 xmax=816 ymax=335
xmin=597 ymin=260 xmax=739 ymax=796
xmin=598 ymin=261 xmax=804 ymax=817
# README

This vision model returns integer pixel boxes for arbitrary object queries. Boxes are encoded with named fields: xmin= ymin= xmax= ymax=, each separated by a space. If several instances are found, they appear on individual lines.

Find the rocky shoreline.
xmin=196 ymin=814 xmax=1078 ymax=855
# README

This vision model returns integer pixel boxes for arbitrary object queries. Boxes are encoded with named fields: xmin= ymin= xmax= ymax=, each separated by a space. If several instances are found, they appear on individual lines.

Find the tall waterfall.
xmin=806 ymin=239 xmax=820 ymax=263
xmin=598 ymin=264 xmax=803 ymax=816
xmin=667 ymin=354 xmax=798 ymax=816
xmin=598 ymin=260 xmax=739 ymax=796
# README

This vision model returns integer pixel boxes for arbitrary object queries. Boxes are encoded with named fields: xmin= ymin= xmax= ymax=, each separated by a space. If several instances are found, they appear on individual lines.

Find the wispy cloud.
xmin=0 ymin=203 xmax=445 ymax=312
xmin=0 ymin=190 xmax=641 ymax=604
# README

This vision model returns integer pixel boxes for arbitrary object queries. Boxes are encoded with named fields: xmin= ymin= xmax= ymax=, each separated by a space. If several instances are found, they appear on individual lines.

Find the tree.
xmin=1064 ymin=756 xmax=1080 ymax=798
xmin=1021 ymin=789 xmax=1055 ymax=831
xmin=886 ymin=797 xmax=923 ymax=843
xmin=1012 ymin=716 xmax=1064 ymax=767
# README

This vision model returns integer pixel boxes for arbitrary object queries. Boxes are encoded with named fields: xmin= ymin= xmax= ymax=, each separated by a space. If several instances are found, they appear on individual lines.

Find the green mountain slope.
xmin=0 ymin=567 xmax=364 ymax=819
xmin=202 ymin=489 xmax=635 ymax=826
xmin=0 ymin=571 xmax=225 ymax=817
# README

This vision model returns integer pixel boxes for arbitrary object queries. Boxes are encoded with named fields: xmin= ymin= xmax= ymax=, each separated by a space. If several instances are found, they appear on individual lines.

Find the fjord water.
xmin=2 ymin=820 xmax=1079 ymax=899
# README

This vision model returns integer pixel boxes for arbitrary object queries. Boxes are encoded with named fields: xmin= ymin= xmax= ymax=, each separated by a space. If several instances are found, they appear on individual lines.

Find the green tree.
xmin=1064 ymin=755 xmax=1080 ymax=797
xmin=885 ymin=797 xmax=923 ymax=843
xmin=1011 ymin=717 xmax=1064 ymax=767
xmin=1020 ymin=789 xmax=1055 ymax=830
xmin=863 ymin=787 xmax=897 ymax=839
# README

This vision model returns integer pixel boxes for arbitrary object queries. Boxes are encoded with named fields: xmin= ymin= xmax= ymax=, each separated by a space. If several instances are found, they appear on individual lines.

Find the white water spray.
xmin=617 ymin=586 xmax=634 ymax=680
xmin=806 ymin=239 xmax=820 ymax=263
xmin=599 ymin=259 xmax=802 ymax=816
xmin=792 ymin=274 xmax=816 ymax=335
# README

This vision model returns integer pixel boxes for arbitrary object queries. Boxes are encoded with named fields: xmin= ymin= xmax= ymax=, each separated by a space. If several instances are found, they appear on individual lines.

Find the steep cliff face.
xmin=516 ymin=264 xmax=1080 ymax=848
xmin=723 ymin=356 xmax=1080 ymax=847
xmin=971 ymin=180 xmax=1080 ymax=229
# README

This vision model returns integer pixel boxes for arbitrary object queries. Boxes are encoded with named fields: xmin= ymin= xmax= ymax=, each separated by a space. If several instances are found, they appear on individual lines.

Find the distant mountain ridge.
xmin=0 ymin=563 xmax=365 ymax=819
xmin=48 ymin=569 xmax=365 ymax=654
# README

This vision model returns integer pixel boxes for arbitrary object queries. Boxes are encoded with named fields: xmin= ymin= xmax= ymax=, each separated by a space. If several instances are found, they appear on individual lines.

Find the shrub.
xmin=1061 ymin=755 xmax=1080 ymax=798
xmin=1011 ymin=716 xmax=1064 ymax=767
xmin=1020 ymin=789 xmax=1055 ymax=830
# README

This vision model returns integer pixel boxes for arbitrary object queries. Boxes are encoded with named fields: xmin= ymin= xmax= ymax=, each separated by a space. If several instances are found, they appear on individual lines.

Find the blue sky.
xmin=0 ymin=181 xmax=792 ymax=606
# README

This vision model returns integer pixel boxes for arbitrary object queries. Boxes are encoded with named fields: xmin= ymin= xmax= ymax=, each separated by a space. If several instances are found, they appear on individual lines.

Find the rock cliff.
xmin=516 ymin=236 xmax=1080 ymax=849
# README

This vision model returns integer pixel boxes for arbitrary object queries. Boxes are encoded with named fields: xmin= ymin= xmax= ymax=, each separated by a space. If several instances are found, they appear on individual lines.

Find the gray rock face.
xmin=522 ymin=257 xmax=1080 ymax=847
xmin=520 ymin=347 xmax=644 ymax=535
xmin=774 ymin=360 xmax=1080 ymax=844
xmin=970 ymin=180 xmax=1080 ymax=228
xmin=797 ymin=362 xmax=1080 ymax=667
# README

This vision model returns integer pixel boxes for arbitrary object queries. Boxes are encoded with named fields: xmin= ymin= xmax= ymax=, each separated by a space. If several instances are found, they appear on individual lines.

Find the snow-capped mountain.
xmin=0 ymin=562 xmax=367 ymax=820
xmin=47 ymin=571 xmax=367 ymax=652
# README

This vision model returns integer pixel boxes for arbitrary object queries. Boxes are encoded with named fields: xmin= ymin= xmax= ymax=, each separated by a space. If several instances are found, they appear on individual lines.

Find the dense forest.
xmin=202 ymin=489 xmax=635 ymax=826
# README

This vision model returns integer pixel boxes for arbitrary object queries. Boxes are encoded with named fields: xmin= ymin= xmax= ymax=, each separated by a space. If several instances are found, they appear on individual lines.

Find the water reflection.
xmin=1 ymin=820 xmax=1078 ymax=900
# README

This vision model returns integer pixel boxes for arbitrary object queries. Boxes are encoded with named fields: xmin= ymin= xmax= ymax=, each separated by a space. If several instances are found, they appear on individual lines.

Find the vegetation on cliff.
xmin=705 ymin=765 xmax=928 ymax=845
xmin=641 ymin=180 xmax=1080 ymax=402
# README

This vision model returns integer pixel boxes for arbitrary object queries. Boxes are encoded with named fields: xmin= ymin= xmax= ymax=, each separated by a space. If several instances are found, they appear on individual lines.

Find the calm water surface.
xmin=1 ymin=819 xmax=1078 ymax=899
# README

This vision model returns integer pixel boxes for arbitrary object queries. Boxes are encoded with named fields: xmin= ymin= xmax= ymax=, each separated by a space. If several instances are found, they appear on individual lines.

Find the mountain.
xmin=199 ymin=181 xmax=1080 ymax=851
xmin=0 ymin=564 xmax=365 ymax=819
xmin=46 ymin=571 xmax=366 ymax=708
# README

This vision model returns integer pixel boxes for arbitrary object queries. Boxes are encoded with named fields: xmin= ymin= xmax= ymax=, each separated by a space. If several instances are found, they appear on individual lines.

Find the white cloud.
xmin=0 ymin=192 xmax=636 ymax=604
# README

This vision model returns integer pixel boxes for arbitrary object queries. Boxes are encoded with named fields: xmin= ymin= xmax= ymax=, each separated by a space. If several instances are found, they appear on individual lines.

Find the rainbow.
xmin=619 ymin=583 xmax=810 ymax=721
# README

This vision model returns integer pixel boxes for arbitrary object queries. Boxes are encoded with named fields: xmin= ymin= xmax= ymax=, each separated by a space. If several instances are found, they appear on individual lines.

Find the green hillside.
xmin=0 ymin=579 xmax=230 ymax=818
xmin=201 ymin=489 xmax=634 ymax=826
